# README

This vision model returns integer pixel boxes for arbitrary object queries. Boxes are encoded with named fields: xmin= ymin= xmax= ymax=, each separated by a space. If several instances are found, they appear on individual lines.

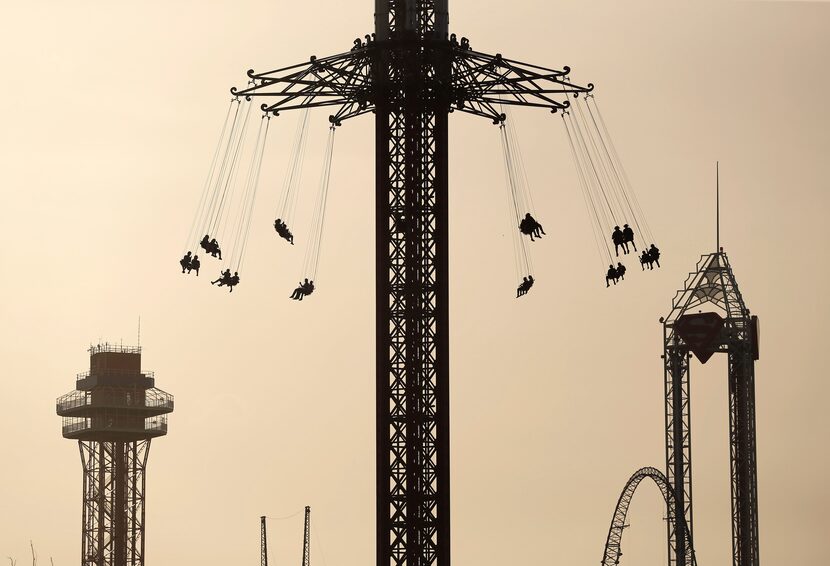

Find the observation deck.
xmin=56 ymin=344 xmax=174 ymax=442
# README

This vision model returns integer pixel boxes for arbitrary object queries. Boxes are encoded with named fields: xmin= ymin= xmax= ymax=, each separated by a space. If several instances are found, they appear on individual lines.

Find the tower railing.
xmin=61 ymin=415 xmax=168 ymax=437
xmin=56 ymin=387 xmax=174 ymax=413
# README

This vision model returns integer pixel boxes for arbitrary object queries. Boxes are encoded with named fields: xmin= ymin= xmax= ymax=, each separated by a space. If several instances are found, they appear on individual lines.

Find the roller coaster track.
xmin=601 ymin=467 xmax=697 ymax=566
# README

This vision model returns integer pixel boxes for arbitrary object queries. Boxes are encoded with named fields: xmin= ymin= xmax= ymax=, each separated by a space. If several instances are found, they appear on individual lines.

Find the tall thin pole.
xmin=261 ymin=516 xmax=268 ymax=566
xmin=716 ymin=161 xmax=720 ymax=253
xmin=301 ymin=506 xmax=311 ymax=566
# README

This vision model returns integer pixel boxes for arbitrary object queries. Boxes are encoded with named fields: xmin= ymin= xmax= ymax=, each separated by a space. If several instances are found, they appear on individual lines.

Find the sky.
xmin=0 ymin=0 xmax=828 ymax=564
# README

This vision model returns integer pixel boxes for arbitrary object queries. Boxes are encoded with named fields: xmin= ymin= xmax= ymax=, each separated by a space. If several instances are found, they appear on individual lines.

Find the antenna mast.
xmin=716 ymin=162 xmax=720 ymax=252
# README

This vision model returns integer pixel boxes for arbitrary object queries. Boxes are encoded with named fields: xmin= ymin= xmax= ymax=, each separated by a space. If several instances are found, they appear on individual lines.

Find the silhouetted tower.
xmin=662 ymin=250 xmax=760 ymax=566
xmin=301 ymin=506 xmax=311 ymax=566
xmin=56 ymin=344 xmax=174 ymax=566
xmin=230 ymin=2 xmax=591 ymax=564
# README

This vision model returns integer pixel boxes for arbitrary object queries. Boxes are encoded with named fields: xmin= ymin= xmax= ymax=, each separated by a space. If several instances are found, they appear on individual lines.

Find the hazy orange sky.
xmin=0 ymin=0 xmax=828 ymax=564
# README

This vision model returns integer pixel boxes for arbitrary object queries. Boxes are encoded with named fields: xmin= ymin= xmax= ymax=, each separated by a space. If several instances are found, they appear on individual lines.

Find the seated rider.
xmin=200 ymin=235 xmax=210 ymax=253
xmin=188 ymin=255 xmax=201 ymax=276
xmin=649 ymin=244 xmax=661 ymax=268
xmin=208 ymin=238 xmax=222 ymax=260
xmin=291 ymin=278 xmax=312 ymax=301
xmin=302 ymin=279 xmax=315 ymax=296
xmin=180 ymin=251 xmax=192 ymax=273
xmin=516 ymin=275 xmax=535 ymax=297
xmin=606 ymin=264 xmax=619 ymax=287
xmin=516 ymin=276 xmax=529 ymax=297
xmin=226 ymin=272 xmax=240 ymax=293
xmin=519 ymin=213 xmax=546 ymax=242
xmin=622 ymin=224 xmax=637 ymax=252
xmin=274 ymin=218 xmax=295 ymax=245
xmin=640 ymin=250 xmax=652 ymax=270
xmin=612 ymin=226 xmax=626 ymax=257
xmin=212 ymin=269 xmax=232 ymax=287
xmin=616 ymin=262 xmax=626 ymax=280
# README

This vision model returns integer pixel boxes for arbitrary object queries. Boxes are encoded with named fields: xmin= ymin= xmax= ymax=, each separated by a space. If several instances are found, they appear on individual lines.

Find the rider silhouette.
xmin=612 ymin=226 xmax=627 ymax=256
xmin=622 ymin=224 xmax=637 ymax=252
xmin=516 ymin=275 xmax=535 ymax=297
xmin=616 ymin=262 xmax=627 ymax=281
xmin=519 ymin=213 xmax=545 ymax=242
xmin=291 ymin=278 xmax=313 ymax=300
xmin=606 ymin=264 xmax=619 ymax=287
xmin=640 ymin=250 xmax=652 ymax=270
xmin=180 ymin=251 xmax=192 ymax=273
xmin=188 ymin=255 xmax=201 ymax=276
xmin=212 ymin=269 xmax=231 ymax=286
xmin=649 ymin=244 xmax=661 ymax=268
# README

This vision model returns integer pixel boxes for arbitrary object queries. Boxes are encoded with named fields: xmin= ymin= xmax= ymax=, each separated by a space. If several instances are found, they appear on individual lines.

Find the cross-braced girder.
xmin=374 ymin=30 xmax=450 ymax=565
xmin=664 ymin=341 xmax=694 ymax=566
xmin=79 ymin=440 xmax=150 ymax=566
xmin=663 ymin=252 xmax=760 ymax=566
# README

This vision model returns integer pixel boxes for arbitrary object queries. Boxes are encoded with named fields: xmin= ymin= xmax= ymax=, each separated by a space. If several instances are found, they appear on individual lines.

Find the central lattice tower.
xmin=229 ymin=1 xmax=592 ymax=563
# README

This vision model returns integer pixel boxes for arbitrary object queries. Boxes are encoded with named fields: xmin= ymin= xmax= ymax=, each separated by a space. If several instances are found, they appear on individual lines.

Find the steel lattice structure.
xmin=57 ymin=345 xmax=173 ymax=566
xmin=78 ymin=440 xmax=150 ymax=565
xmin=230 ymin=2 xmax=591 ymax=564
xmin=662 ymin=252 xmax=760 ymax=566
xmin=601 ymin=467 xmax=697 ymax=566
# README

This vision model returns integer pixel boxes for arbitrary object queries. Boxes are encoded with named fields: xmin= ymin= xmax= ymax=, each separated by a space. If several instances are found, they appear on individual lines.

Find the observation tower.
xmin=56 ymin=343 xmax=174 ymax=566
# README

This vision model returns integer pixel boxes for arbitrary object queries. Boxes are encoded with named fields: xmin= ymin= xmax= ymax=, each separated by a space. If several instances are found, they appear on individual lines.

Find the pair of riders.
xmin=200 ymin=235 xmax=222 ymax=260
xmin=611 ymin=224 xmax=636 ymax=257
xmin=179 ymin=251 xmax=201 ymax=276
xmin=606 ymin=262 xmax=627 ymax=287
xmin=290 ymin=278 xmax=315 ymax=301
xmin=211 ymin=269 xmax=240 ymax=292
xmin=519 ymin=213 xmax=546 ymax=241
xmin=274 ymin=218 xmax=294 ymax=245
xmin=640 ymin=244 xmax=661 ymax=270
xmin=516 ymin=275 xmax=535 ymax=297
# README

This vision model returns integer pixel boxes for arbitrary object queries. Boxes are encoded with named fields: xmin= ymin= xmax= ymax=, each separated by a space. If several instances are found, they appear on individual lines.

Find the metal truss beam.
xmin=663 ymin=341 xmax=694 ymax=566
xmin=79 ymin=440 xmax=150 ymax=566
xmin=729 ymin=341 xmax=760 ymax=566
xmin=374 ymin=31 xmax=450 ymax=566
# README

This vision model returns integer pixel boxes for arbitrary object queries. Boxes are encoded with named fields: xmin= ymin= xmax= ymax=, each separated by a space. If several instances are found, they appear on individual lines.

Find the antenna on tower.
xmin=137 ymin=316 xmax=141 ymax=348
xmin=716 ymin=161 xmax=720 ymax=253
